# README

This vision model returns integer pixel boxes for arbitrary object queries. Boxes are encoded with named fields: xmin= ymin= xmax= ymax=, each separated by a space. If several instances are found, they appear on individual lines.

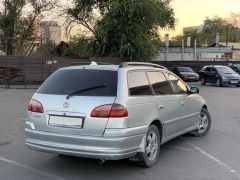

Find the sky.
xmin=164 ymin=0 xmax=240 ymax=37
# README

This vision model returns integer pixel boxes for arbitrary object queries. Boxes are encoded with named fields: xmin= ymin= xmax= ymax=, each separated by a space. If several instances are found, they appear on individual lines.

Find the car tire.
xmin=136 ymin=125 xmax=160 ymax=167
xmin=189 ymin=108 xmax=211 ymax=137
xmin=201 ymin=78 xmax=206 ymax=85
xmin=216 ymin=79 xmax=222 ymax=87
xmin=236 ymin=85 xmax=240 ymax=87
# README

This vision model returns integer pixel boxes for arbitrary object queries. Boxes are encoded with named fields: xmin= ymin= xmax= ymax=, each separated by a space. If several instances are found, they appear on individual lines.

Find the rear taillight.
xmin=91 ymin=104 xmax=128 ymax=118
xmin=28 ymin=99 xmax=44 ymax=113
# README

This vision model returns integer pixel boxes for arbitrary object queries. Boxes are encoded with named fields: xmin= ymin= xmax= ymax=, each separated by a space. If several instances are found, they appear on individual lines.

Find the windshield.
xmin=178 ymin=67 xmax=193 ymax=72
xmin=234 ymin=64 xmax=240 ymax=69
xmin=217 ymin=67 xmax=236 ymax=74
xmin=37 ymin=69 xmax=118 ymax=96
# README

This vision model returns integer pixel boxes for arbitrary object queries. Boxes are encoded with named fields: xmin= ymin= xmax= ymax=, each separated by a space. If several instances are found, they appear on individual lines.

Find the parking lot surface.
xmin=0 ymin=83 xmax=240 ymax=180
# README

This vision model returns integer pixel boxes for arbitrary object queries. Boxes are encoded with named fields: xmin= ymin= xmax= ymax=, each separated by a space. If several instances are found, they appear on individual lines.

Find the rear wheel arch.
xmin=202 ymin=105 xmax=208 ymax=110
xmin=150 ymin=120 xmax=163 ymax=143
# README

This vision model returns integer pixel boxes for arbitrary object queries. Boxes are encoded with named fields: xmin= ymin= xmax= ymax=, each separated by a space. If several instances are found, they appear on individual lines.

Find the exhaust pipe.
xmin=97 ymin=158 xmax=106 ymax=164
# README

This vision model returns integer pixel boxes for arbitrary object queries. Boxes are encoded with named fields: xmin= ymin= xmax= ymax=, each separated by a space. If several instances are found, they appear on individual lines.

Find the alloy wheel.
xmin=146 ymin=131 xmax=159 ymax=161
xmin=197 ymin=112 xmax=209 ymax=133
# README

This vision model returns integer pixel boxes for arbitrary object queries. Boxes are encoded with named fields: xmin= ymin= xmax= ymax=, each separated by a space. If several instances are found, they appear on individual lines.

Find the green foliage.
xmin=173 ymin=16 xmax=240 ymax=47
xmin=200 ymin=16 xmax=227 ymax=45
xmin=0 ymin=0 xmax=56 ymax=55
xmin=32 ymin=42 xmax=56 ymax=58
xmin=67 ymin=0 xmax=176 ymax=60
xmin=63 ymin=36 xmax=95 ymax=57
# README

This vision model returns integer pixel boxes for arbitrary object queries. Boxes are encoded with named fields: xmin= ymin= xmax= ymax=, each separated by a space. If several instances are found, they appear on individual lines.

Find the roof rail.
xmin=66 ymin=61 xmax=113 ymax=67
xmin=66 ymin=62 xmax=91 ymax=67
xmin=119 ymin=62 xmax=167 ymax=70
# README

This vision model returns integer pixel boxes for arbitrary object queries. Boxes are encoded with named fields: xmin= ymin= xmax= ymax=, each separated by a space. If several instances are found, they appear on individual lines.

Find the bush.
xmin=63 ymin=36 xmax=96 ymax=57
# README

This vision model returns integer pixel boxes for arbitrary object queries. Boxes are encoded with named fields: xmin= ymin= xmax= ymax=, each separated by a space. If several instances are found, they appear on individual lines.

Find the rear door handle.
xmin=180 ymin=102 xmax=185 ymax=106
xmin=158 ymin=105 xmax=164 ymax=110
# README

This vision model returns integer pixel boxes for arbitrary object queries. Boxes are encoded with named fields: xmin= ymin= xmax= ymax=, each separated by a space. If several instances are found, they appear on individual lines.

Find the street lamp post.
xmin=226 ymin=24 xmax=229 ymax=47
xmin=165 ymin=34 xmax=169 ymax=61
xmin=40 ymin=32 xmax=45 ymax=83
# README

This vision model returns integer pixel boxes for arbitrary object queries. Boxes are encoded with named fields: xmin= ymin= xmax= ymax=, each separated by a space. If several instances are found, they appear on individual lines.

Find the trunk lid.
xmin=31 ymin=94 xmax=116 ymax=136
xmin=29 ymin=68 xmax=118 ymax=137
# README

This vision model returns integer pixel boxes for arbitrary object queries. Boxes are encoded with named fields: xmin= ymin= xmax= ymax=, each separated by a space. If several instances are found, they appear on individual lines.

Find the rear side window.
xmin=147 ymin=71 xmax=173 ymax=95
xmin=37 ymin=69 xmax=118 ymax=96
xmin=205 ymin=67 xmax=211 ymax=72
xmin=128 ymin=71 xmax=152 ymax=96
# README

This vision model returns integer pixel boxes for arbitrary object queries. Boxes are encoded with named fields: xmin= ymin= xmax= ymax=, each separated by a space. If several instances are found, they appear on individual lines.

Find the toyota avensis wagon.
xmin=25 ymin=62 xmax=211 ymax=167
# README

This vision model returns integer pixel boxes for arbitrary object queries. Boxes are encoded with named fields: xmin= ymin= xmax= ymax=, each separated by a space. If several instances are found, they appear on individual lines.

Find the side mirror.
xmin=190 ymin=87 xmax=199 ymax=94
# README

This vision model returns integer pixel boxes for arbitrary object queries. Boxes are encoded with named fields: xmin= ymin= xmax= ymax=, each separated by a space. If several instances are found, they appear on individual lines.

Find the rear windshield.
xmin=37 ymin=69 xmax=118 ymax=96
xmin=178 ymin=67 xmax=193 ymax=72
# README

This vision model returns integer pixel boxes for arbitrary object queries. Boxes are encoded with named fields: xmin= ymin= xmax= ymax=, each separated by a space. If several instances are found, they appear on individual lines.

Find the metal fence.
xmin=0 ymin=56 xmax=91 ymax=88
xmin=0 ymin=56 xmax=239 ymax=89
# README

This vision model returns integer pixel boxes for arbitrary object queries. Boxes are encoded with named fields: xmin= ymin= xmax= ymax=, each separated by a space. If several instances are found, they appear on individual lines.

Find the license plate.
xmin=49 ymin=116 xmax=83 ymax=129
xmin=231 ymin=81 xmax=238 ymax=84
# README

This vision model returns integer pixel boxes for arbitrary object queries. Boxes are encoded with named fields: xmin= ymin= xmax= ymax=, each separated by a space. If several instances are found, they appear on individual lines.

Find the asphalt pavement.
xmin=0 ymin=83 xmax=240 ymax=180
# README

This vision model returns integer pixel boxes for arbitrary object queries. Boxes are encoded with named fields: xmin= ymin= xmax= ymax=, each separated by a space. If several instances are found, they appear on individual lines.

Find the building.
xmin=183 ymin=25 xmax=203 ymax=35
xmin=154 ymin=47 xmax=233 ymax=62
xmin=40 ymin=21 xmax=62 ymax=45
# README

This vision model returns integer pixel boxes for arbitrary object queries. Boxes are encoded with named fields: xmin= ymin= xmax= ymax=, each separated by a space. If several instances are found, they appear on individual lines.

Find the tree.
xmin=199 ymin=16 xmax=227 ymax=46
xmin=226 ymin=12 xmax=240 ymax=43
xmin=170 ymin=35 xmax=184 ymax=47
xmin=228 ymin=12 xmax=240 ymax=28
xmin=199 ymin=16 xmax=240 ymax=46
xmin=66 ymin=0 xmax=175 ymax=60
xmin=0 ymin=0 xmax=56 ymax=55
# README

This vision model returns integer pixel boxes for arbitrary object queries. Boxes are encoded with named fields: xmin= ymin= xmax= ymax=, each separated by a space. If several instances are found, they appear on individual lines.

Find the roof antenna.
xmin=90 ymin=61 xmax=98 ymax=66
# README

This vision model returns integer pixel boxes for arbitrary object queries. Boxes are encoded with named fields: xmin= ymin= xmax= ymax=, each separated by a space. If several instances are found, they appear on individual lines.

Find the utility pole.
xmin=226 ymin=24 xmax=229 ymax=47
xmin=40 ymin=34 xmax=44 ymax=83
xmin=4 ymin=0 xmax=8 ymax=55
xmin=165 ymin=34 xmax=169 ymax=61
xmin=181 ymin=39 xmax=184 ymax=61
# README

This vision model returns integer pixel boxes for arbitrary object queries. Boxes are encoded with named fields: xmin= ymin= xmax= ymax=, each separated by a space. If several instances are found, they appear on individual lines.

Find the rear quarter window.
xmin=127 ymin=71 xmax=152 ymax=96
xmin=37 ymin=69 xmax=118 ymax=96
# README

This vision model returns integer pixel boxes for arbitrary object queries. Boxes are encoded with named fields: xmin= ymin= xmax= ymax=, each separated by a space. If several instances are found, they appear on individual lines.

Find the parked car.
xmin=199 ymin=65 xmax=240 ymax=87
xmin=173 ymin=67 xmax=199 ymax=82
xmin=25 ymin=62 xmax=211 ymax=167
xmin=229 ymin=64 xmax=240 ymax=74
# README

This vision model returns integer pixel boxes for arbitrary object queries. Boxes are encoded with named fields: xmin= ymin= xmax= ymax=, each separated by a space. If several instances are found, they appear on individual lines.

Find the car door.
xmin=126 ymin=70 xmax=158 ymax=128
xmin=146 ymin=71 xmax=181 ymax=138
xmin=209 ymin=67 xmax=218 ymax=83
xmin=165 ymin=73 xmax=200 ymax=132
xmin=203 ymin=67 xmax=211 ymax=83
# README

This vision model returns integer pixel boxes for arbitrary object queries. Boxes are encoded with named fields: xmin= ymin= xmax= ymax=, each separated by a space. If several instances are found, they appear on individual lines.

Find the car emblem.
xmin=63 ymin=102 xmax=70 ymax=109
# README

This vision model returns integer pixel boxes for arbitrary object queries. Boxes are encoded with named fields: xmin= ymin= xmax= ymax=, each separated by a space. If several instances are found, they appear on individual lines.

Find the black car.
xmin=173 ymin=67 xmax=199 ymax=82
xmin=199 ymin=65 xmax=240 ymax=87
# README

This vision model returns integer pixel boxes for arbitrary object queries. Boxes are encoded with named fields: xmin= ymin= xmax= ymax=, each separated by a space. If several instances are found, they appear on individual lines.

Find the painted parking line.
xmin=0 ymin=156 xmax=65 ymax=180
xmin=182 ymin=139 xmax=240 ymax=179
xmin=164 ymin=145 xmax=196 ymax=152
xmin=18 ymin=117 xmax=27 ymax=121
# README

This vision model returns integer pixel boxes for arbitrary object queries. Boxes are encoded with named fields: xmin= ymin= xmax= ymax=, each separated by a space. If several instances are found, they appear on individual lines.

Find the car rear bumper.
xmin=183 ymin=77 xmax=199 ymax=81
xmin=25 ymin=122 xmax=148 ymax=160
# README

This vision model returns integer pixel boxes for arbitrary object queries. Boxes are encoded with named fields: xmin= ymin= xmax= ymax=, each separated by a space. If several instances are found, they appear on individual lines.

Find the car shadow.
xmin=28 ymin=135 xmax=195 ymax=180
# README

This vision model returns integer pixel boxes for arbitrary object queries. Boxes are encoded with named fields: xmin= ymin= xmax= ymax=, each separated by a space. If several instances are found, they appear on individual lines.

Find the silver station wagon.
xmin=25 ymin=62 xmax=211 ymax=167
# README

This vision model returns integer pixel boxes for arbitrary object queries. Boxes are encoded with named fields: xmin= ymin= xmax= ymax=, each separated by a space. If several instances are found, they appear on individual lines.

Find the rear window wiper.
xmin=66 ymin=85 xmax=107 ymax=100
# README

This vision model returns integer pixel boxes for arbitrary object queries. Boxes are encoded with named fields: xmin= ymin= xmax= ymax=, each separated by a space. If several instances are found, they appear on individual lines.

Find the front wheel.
xmin=201 ymin=78 xmax=206 ymax=85
xmin=189 ymin=108 xmax=211 ymax=137
xmin=216 ymin=79 xmax=222 ymax=87
xmin=136 ymin=125 xmax=160 ymax=167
